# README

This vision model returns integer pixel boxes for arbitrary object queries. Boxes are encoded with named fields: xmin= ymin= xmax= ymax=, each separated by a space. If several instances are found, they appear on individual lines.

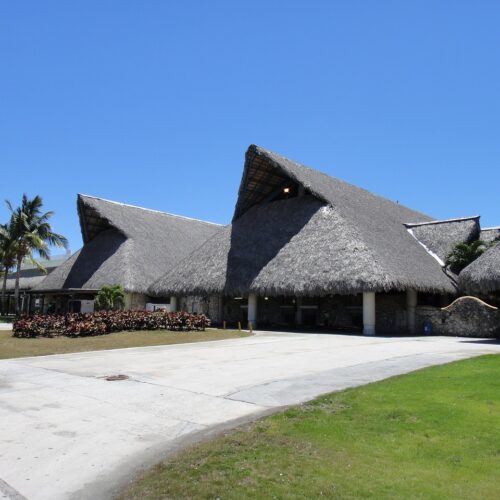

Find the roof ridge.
xmin=406 ymin=228 xmax=445 ymax=267
xmin=404 ymin=216 xmax=480 ymax=228
xmin=78 ymin=193 xmax=223 ymax=226
xmin=481 ymin=226 xmax=500 ymax=231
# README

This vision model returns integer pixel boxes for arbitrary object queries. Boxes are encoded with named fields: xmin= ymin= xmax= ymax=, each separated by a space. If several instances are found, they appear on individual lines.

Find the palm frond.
xmin=26 ymin=255 xmax=48 ymax=274
xmin=5 ymin=200 xmax=14 ymax=213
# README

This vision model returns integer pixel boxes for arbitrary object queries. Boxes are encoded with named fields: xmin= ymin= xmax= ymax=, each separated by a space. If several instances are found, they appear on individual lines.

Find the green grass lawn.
xmin=0 ymin=328 xmax=248 ymax=360
xmin=120 ymin=355 xmax=500 ymax=500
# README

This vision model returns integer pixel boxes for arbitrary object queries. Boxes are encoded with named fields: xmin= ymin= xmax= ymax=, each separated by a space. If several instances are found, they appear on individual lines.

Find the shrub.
xmin=446 ymin=240 xmax=488 ymax=272
xmin=12 ymin=310 xmax=211 ymax=338
xmin=94 ymin=285 xmax=125 ymax=310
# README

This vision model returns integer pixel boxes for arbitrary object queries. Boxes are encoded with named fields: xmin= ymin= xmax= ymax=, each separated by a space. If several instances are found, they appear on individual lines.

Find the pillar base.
xmin=363 ymin=325 xmax=376 ymax=336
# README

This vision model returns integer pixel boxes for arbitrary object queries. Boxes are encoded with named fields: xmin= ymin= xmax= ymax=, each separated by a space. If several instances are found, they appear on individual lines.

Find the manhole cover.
xmin=103 ymin=374 xmax=129 ymax=381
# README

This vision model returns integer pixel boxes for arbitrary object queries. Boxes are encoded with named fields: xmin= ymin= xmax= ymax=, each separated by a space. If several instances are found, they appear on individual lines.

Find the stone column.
xmin=248 ymin=293 xmax=258 ymax=329
xmin=406 ymin=289 xmax=418 ymax=334
xmin=170 ymin=296 xmax=177 ymax=312
xmin=363 ymin=292 xmax=376 ymax=336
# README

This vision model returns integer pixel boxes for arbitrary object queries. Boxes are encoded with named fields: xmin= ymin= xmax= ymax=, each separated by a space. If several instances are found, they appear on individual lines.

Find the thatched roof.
xmin=6 ymin=270 xmax=48 ymax=292
xmin=35 ymin=195 xmax=221 ymax=294
xmin=458 ymin=242 xmax=500 ymax=294
xmin=150 ymin=145 xmax=456 ymax=297
xmin=404 ymin=216 xmax=480 ymax=265
xmin=480 ymin=227 xmax=500 ymax=243
xmin=4 ymin=255 xmax=69 ymax=292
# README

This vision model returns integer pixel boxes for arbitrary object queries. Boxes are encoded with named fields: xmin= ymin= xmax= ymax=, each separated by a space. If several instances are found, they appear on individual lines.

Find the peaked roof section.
xmin=36 ymin=195 xmax=222 ymax=294
xmin=459 ymin=242 xmax=500 ymax=294
xmin=404 ymin=216 xmax=481 ymax=266
xmin=151 ymin=145 xmax=456 ymax=296
xmin=480 ymin=226 xmax=500 ymax=243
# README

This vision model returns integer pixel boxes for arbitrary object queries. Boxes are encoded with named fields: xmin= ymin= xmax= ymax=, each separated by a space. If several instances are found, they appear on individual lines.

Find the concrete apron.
xmin=0 ymin=331 xmax=499 ymax=500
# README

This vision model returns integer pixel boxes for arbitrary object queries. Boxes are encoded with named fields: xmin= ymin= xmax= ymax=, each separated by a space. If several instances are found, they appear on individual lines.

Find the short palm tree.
xmin=7 ymin=194 xmax=68 ymax=314
xmin=445 ymin=240 xmax=488 ymax=272
xmin=94 ymin=285 xmax=125 ymax=310
xmin=0 ymin=221 xmax=17 ymax=314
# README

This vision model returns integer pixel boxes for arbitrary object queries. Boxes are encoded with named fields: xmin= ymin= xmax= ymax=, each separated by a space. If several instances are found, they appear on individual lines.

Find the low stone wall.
xmin=416 ymin=296 xmax=500 ymax=338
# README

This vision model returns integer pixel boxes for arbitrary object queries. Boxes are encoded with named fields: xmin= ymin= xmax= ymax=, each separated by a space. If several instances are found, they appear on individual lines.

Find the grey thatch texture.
xmin=458 ymin=242 xmax=500 ymax=294
xmin=480 ymin=227 xmax=500 ymax=243
xmin=5 ymin=256 xmax=69 ymax=291
xmin=150 ymin=145 xmax=456 ymax=297
xmin=405 ymin=217 xmax=480 ymax=265
xmin=35 ymin=195 xmax=221 ymax=294
xmin=5 ymin=272 xmax=47 ymax=292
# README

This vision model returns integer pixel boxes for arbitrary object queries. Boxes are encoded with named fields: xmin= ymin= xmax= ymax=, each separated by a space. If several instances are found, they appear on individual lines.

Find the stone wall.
xmin=179 ymin=296 xmax=208 ymax=315
xmin=376 ymin=293 xmax=407 ymax=333
xmin=178 ymin=296 xmax=242 ymax=325
xmin=208 ymin=295 xmax=223 ymax=324
xmin=124 ymin=293 xmax=147 ymax=311
xmin=416 ymin=296 xmax=500 ymax=338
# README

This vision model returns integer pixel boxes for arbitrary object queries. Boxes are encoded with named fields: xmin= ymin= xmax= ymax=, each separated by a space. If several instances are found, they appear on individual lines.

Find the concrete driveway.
xmin=1 ymin=331 xmax=499 ymax=500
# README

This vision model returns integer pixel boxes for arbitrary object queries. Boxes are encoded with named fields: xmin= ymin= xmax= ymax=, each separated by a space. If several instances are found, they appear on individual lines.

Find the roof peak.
xmin=77 ymin=193 xmax=223 ymax=226
xmin=250 ymin=144 xmax=332 ymax=178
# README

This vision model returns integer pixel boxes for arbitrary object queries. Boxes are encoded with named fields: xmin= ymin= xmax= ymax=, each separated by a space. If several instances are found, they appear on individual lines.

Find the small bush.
xmin=13 ymin=310 xmax=211 ymax=338
xmin=94 ymin=284 xmax=125 ymax=310
xmin=446 ymin=240 xmax=488 ymax=272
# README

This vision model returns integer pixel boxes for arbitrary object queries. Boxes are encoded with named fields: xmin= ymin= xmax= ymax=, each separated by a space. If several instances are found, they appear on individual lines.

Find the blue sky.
xmin=1 ymin=1 xmax=499 ymax=253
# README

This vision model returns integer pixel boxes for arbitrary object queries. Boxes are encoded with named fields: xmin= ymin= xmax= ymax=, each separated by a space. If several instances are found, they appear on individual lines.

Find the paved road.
xmin=1 ymin=332 xmax=499 ymax=500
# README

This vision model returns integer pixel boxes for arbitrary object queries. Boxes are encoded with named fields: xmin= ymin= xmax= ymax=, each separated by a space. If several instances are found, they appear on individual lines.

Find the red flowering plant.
xmin=13 ymin=310 xmax=211 ymax=338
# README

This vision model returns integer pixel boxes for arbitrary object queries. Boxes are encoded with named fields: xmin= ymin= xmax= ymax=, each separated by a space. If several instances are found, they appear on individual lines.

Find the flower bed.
xmin=13 ymin=310 xmax=211 ymax=338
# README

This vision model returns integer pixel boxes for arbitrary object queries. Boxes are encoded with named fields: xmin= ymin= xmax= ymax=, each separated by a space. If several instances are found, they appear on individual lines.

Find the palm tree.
xmin=445 ymin=240 xmax=488 ymax=272
xmin=94 ymin=285 xmax=125 ymax=310
xmin=7 ymin=194 xmax=68 ymax=314
xmin=0 ymin=221 xmax=17 ymax=315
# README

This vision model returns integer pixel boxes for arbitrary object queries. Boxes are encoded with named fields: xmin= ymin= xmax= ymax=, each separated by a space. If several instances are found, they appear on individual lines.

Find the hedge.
xmin=13 ymin=310 xmax=211 ymax=338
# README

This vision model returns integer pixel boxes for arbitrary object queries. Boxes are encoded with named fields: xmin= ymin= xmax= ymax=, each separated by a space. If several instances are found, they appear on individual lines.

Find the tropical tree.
xmin=6 ymin=194 xmax=68 ymax=314
xmin=0 ymin=221 xmax=17 ymax=314
xmin=94 ymin=285 xmax=125 ymax=310
xmin=445 ymin=240 xmax=488 ymax=272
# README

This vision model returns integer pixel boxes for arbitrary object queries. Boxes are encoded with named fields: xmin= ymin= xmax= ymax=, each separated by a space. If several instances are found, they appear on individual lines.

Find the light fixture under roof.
xmin=283 ymin=187 xmax=290 ymax=193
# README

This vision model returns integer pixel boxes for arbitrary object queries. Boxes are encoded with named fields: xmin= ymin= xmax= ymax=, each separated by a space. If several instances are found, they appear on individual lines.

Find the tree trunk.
xmin=1 ymin=267 xmax=8 ymax=315
xmin=14 ymin=255 xmax=22 ymax=316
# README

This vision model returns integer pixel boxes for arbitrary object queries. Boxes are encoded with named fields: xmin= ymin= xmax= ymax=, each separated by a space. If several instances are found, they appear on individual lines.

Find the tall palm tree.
xmin=7 ymin=194 xmax=68 ymax=314
xmin=0 ymin=221 xmax=17 ymax=315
